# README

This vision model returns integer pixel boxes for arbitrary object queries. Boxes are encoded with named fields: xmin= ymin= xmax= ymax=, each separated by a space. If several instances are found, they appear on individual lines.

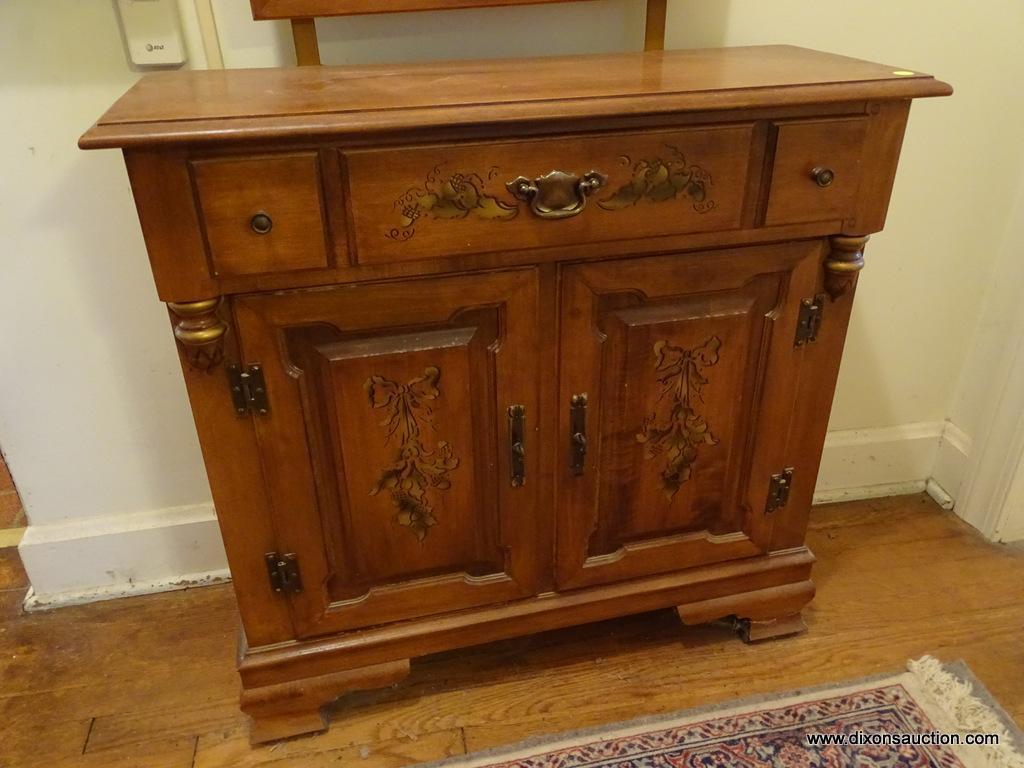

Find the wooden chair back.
xmin=250 ymin=0 xmax=667 ymax=66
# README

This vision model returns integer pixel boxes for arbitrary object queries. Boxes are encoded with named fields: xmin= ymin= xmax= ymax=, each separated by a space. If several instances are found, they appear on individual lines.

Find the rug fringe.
xmin=908 ymin=656 xmax=1024 ymax=768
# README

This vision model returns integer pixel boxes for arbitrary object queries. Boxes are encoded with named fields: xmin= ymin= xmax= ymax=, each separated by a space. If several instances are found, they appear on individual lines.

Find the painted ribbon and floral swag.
xmin=637 ymin=336 xmax=722 ymax=501
xmin=364 ymin=366 xmax=460 ymax=541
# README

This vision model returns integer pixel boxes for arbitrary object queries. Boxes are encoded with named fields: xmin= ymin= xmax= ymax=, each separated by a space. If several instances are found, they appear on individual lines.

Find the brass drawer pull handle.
xmin=569 ymin=393 xmax=588 ymax=475
xmin=508 ymin=405 xmax=526 ymax=487
xmin=506 ymin=170 xmax=608 ymax=220
xmin=811 ymin=167 xmax=835 ymax=188
xmin=250 ymin=212 xmax=273 ymax=234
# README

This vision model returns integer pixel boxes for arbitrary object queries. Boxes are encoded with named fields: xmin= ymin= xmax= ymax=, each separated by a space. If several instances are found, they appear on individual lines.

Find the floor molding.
xmin=814 ymin=421 xmax=942 ymax=502
xmin=812 ymin=420 xmax=970 ymax=507
xmin=998 ymin=506 xmax=1024 ymax=543
xmin=22 ymin=569 xmax=232 ymax=611
xmin=924 ymin=478 xmax=955 ymax=510
xmin=18 ymin=502 xmax=230 ymax=608
xmin=812 ymin=480 xmax=927 ymax=505
xmin=932 ymin=421 xmax=972 ymax=506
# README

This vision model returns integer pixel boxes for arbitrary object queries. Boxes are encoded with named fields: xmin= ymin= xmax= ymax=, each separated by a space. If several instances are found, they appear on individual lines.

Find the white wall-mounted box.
xmin=116 ymin=0 xmax=186 ymax=67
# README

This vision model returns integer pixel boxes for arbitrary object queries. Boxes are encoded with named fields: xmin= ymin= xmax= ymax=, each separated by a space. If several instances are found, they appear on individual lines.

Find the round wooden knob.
xmin=811 ymin=167 xmax=835 ymax=188
xmin=250 ymin=212 xmax=273 ymax=234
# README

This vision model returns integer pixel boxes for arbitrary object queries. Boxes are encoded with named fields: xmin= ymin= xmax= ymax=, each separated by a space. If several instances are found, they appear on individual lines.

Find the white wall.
xmin=0 ymin=1 xmax=216 ymax=523
xmin=0 ymin=1 xmax=228 ymax=603
xmin=3 ymin=0 xmax=1022 ymax=604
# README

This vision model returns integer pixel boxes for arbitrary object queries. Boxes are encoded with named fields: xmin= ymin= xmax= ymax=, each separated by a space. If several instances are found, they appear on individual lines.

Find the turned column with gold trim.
xmin=167 ymin=298 xmax=228 ymax=372
xmin=824 ymin=235 xmax=869 ymax=300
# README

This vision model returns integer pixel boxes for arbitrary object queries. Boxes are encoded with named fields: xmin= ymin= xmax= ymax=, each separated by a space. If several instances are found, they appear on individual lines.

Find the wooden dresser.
xmin=81 ymin=45 xmax=950 ymax=743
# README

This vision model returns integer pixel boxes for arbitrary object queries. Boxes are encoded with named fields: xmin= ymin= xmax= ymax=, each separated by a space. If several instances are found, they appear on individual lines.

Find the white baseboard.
xmin=813 ymin=422 xmax=943 ymax=503
xmin=924 ymin=478 xmax=955 ymax=510
xmin=812 ymin=479 xmax=927 ymax=505
xmin=991 ymin=448 xmax=1024 ymax=543
xmin=16 ymin=421 xmax=975 ymax=606
xmin=22 ymin=569 xmax=232 ymax=611
xmin=813 ymin=420 xmax=970 ymax=506
xmin=18 ymin=502 xmax=230 ymax=610
xmin=932 ymin=422 xmax=972 ymax=505
xmin=998 ymin=515 xmax=1024 ymax=543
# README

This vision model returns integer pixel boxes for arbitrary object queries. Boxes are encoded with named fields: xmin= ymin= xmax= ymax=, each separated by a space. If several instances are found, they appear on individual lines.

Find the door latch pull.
xmin=570 ymin=393 xmax=588 ymax=475
xmin=508 ymin=405 xmax=526 ymax=487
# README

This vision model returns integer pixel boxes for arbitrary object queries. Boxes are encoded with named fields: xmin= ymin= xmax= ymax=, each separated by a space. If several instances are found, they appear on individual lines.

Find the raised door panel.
xmin=556 ymin=242 xmax=820 ymax=590
xmin=233 ymin=269 xmax=541 ymax=638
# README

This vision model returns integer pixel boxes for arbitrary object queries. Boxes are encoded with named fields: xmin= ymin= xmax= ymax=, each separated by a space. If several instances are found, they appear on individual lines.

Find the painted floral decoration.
xmin=365 ymin=366 xmax=460 ymax=541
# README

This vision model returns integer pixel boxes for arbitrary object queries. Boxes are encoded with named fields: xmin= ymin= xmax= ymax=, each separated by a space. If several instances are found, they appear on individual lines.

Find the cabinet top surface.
xmin=80 ymin=45 xmax=950 ymax=149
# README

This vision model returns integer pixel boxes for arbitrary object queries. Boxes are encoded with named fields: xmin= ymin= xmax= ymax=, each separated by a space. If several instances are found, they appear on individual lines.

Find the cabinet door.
xmin=233 ymin=269 xmax=541 ymax=638
xmin=556 ymin=242 xmax=820 ymax=590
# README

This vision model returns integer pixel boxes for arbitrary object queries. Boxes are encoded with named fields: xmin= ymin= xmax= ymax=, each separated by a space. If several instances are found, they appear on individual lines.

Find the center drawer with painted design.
xmin=342 ymin=126 xmax=755 ymax=264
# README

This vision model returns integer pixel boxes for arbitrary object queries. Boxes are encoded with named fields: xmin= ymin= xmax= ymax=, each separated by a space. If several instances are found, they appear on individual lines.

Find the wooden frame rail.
xmin=250 ymin=0 xmax=668 ymax=66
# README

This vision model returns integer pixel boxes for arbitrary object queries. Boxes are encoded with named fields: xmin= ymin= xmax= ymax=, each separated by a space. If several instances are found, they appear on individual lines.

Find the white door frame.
xmin=955 ymin=266 xmax=1024 ymax=543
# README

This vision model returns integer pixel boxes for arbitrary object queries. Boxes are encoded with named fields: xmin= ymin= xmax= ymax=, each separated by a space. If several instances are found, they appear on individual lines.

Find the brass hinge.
xmin=227 ymin=364 xmax=269 ymax=415
xmin=265 ymin=552 xmax=302 ymax=594
xmin=794 ymin=294 xmax=826 ymax=346
xmin=765 ymin=468 xmax=795 ymax=513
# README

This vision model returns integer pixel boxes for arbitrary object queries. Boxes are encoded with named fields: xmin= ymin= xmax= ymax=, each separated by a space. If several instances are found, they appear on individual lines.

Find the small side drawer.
xmin=343 ymin=126 xmax=754 ymax=265
xmin=191 ymin=153 xmax=329 ymax=277
xmin=764 ymin=118 xmax=868 ymax=226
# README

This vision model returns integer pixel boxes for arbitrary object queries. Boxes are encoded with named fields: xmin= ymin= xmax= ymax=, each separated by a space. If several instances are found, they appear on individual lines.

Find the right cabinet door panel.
xmin=556 ymin=242 xmax=821 ymax=590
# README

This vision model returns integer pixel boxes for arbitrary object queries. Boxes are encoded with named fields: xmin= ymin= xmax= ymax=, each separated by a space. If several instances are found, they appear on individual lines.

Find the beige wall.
xmin=2 ymin=0 xmax=1022 ymax=598
xmin=0 ymin=1 xmax=212 ymax=526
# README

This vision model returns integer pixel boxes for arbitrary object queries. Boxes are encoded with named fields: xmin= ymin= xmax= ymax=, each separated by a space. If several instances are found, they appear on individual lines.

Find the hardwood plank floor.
xmin=0 ymin=493 xmax=1021 ymax=767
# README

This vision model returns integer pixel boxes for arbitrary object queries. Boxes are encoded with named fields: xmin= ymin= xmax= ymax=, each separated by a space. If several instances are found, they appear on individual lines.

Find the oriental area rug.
xmin=421 ymin=657 xmax=1024 ymax=768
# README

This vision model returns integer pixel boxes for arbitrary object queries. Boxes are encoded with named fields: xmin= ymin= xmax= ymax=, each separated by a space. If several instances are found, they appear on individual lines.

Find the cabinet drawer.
xmin=764 ymin=118 xmax=868 ymax=226
xmin=344 ymin=126 xmax=755 ymax=265
xmin=191 ymin=153 xmax=329 ymax=277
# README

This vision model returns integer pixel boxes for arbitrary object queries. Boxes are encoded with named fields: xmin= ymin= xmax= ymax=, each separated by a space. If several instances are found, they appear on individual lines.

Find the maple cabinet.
xmin=81 ymin=46 xmax=949 ymax=743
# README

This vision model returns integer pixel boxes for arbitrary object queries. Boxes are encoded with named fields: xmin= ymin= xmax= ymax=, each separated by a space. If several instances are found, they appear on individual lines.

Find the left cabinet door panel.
xmin=232 ymin=269 xmax=541 ymax=638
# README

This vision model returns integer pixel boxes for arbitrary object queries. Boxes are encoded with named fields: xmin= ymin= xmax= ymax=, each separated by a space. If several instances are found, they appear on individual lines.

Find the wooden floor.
xmin=1 ymin=493 xmax=1022 ymax=767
